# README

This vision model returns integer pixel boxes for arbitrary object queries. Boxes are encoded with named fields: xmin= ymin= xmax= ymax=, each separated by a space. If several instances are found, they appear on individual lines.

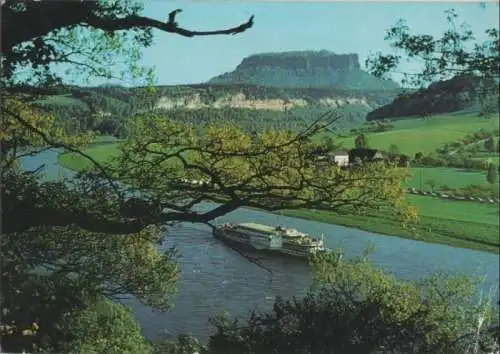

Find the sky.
xmin=139 ymin=1 xmax=499 ymax=86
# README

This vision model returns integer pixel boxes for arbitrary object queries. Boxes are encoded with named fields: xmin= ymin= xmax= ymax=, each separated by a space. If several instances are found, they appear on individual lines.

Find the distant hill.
xmin=17 ymin=82 xmax=399 ymax=135
xmin=366 ymin=75 xmax=499 ymax=121
xmin=208 ymin=50 xmax=400 ymax=91
xmin=10 ymin=50 xmax=406 ymax=136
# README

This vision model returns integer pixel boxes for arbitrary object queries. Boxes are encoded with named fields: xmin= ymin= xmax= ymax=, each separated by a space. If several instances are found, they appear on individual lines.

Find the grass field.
xmin=33 ymin=94 xmax=90 ymax=109
xmin=58 ymin=142 xmax=121 ymax=170
xmin=327 ymin=114 xmax=499 ymax=156
xmin=282 ymin=204 xmax=499 ymax=254
xmin=405 ymin=167 xmax=499 ymax=190
xmin=408 ymin=194 xmax=498 ymax=226
xmin=58 ymin=137 xmax=499 ymax=254
xmin=283 ymin=192 xmax=499 ymax=254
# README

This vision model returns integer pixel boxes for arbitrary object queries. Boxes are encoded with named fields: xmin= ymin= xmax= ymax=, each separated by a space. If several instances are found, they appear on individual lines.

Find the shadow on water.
xmin=124 ymin=223 xmax=313 ymax=342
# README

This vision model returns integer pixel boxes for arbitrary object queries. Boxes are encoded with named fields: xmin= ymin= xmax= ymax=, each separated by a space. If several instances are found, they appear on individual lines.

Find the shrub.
xmin=206 ymin=255 xmax=499 ymax=354
xmin=58 ymin=300 xmax=152 ymax=354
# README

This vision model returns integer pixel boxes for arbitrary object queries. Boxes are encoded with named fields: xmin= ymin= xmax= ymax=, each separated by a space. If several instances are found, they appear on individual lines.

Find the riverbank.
xmin=57 ymin=150 xmax=499 ymax=254
xmin=280 ymin=207 xmax=499 ymax=254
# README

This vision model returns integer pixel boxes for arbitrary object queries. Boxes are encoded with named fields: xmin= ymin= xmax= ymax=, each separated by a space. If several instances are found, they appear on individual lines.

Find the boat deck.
xmin=238 ymin=222 xmax=278 ymax=234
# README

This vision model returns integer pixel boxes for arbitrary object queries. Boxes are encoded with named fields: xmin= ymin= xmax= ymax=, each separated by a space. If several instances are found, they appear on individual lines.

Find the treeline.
xmin=436 ymin=128 xmax=500 ymax=155
xmin=413 ymin=154 xmax=495 ymax=171
xmin=367 ymin=75 xmax=499 ymax=121
xmin=154 ymin=104 xmax=379 ymax=134
xmin=155 ymin=107 xmax=314 ymax=133
xmin=349 ymin=119 xmax=395 ymax=134
xmin=28 ymin=83 xmax=385 ymax=136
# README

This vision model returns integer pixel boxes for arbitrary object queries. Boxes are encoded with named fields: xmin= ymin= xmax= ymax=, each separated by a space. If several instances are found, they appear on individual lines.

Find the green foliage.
xmin=30 ymin=86 xmax=153 ymax=135
xmin=205 ymin=254 xmax=499 ymax=354
xmin=406 ymin=167 xmax=498 ymax=191
xmin=366 ymin=76 xmax=498 ymax=120
xmin=58 ymin=300 xmax=152 ymax=354
xmin=354 ymin=134 xmax=369 ymax=148
xmin=283 ymin=196 xmax=499 ymax=254
xmin=336 ymin=113 xmax=500 ymax=157
xmin=0 ymin=274 xmax=96 ymax=353
xmin=3 ymin=0 xmax=155 ymax=87
xmin=321 ymin=135 xmax=337 ymax=152
xmin=57 ymin=112 xmax=416 ymax=228
xmin=25 ymin=82 xmax=397 ymax=136
xmin=425 ymin=179 xmax=436 ymax=191
xmin=1 ymin=175 xmax=180 ymax=351
xmin=444 ymin=183 xmax=500 ymax=200
xmin=5 ymin=3 xmax=499 ymax=353
xmin=387 ymin=144 xmax=400 ymax=156
xmin=152 ymin=334 xmax=204 ymax=354
xmin=367 ymin=9 xmax=499 ymax=119
xmin=367 ymin=9 xmax=499 ymax=86
xmin=486 ymin=163 xmax=499 ymax=185
xmin=484 ymin=137 xmax=497 ymax=153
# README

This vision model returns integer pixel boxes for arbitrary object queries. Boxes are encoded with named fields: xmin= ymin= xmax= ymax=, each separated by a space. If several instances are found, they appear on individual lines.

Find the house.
xmin=314 ymin=150 xmax=350 ymax=167
xmin=348 ymin=148 xmax=385 ymax=165
xmin=332 ymin=150 xmax=350 ymax=167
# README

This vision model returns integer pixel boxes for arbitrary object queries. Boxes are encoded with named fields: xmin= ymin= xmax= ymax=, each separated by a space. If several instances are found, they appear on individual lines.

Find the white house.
xmin=332 ymin=150 xmax=349 ymax=167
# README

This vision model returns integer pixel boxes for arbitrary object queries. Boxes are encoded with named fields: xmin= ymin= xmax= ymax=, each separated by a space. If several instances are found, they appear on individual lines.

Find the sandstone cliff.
xmin=208 ymin=51 xmax=399 ymax=91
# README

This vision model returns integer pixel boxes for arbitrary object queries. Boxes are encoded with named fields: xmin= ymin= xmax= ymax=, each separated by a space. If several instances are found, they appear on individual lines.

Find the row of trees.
xmin=30 ymin=89 xmax=375 ymax=137
xmin=436 ymin=128 xmax=500 ymax=155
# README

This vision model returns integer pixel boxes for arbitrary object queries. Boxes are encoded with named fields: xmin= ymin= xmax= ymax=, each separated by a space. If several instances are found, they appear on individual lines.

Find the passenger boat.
xmin=213 ymin=222 xmax=332 ymax=259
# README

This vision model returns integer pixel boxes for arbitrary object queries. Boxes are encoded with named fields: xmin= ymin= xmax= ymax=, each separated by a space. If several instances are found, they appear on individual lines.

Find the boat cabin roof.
xmin=238 ymin=222 xmax=279 ymax=234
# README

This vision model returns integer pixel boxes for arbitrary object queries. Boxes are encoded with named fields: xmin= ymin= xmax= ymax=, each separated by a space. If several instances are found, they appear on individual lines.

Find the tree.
xmin=425 ymin=179 xmax=437 ymax=191
xmin=486 ymin=163 xmax=498 ymax=186
xmin=321 ymin=135 xmax=337 ymax=152
xmin=484 ymin=136 xmax=497 ymax=153
xmin=1 ymin=2 xmax=253 ymax=351
xmin=366 ymin=9 xmax=499 ymax=114
xmin=414 ymin=151 xmax=424 ymax=161
xmin=355 ymin=134 xmax=369 ymax=149
xmin=205 ymin=252 xmax=499 ymax=354
xmin=484 ymin=137 xmax=494 ymax=152
xmin=1 ymin=2 xmax=417 ymax=352
xmin=388 ymin=144 xmax=400 ymax=156
xmin=57 ymin=300 xmax=152 ymax=354
xmin=2 ymin=0 xmax=254 ymax=86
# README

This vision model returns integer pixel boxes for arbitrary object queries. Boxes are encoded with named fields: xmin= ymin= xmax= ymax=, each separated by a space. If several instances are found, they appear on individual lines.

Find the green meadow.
xmin=405 ymin=167 xmax=498 ymax=190
xmin=331 ymin=113 xmax=499 ymax=156
xmin=34 ymin=94 xmax=90 ymax=109
xmin=58 ymin=142 xmax=122 ymax=171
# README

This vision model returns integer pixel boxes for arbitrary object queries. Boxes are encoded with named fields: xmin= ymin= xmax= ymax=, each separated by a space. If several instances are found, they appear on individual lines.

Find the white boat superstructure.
xmin=213 ymin=222 xmax=327 ymax=259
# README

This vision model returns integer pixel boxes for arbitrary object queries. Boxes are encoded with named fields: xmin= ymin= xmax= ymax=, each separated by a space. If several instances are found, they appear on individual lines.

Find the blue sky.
xmin=140 ymin=1 xmax=499 ymax=85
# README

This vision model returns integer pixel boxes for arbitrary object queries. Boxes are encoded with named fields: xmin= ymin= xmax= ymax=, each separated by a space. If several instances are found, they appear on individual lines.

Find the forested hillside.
xmin=17 ymin=81 xmax=399 ymax=136
xmin=367 ymin=75 xmax=499 ymax=121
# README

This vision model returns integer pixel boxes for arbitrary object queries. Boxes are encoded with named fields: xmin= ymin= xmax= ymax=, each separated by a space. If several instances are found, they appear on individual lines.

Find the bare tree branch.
xmin=2 ymin=2 xmax=254 ymax=53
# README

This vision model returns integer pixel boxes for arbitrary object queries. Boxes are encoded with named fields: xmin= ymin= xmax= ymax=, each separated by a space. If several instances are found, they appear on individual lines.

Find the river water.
xmin=20 ymin=150 xmax=500 ymax=342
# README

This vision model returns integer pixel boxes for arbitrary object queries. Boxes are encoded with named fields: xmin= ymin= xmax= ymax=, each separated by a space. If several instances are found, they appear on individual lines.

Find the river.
xmin=20 ymin=149 xmax=500 ymax=343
